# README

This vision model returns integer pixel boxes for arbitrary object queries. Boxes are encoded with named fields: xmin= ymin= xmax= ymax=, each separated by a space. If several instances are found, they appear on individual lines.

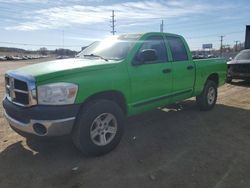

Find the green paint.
xmin=14 ymin=32 xmax=227 ymax=116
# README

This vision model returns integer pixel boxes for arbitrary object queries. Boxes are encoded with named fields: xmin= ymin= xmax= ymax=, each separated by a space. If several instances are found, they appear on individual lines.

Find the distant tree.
xmin=54 ymin=48 xmax=77 ymax=57
xmin=39 ymin=47 xmax=48 ymax=55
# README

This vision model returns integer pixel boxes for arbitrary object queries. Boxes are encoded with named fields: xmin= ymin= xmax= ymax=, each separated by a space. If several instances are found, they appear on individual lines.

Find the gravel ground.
xmin=0 ymin=60 xmax=249 ymax=188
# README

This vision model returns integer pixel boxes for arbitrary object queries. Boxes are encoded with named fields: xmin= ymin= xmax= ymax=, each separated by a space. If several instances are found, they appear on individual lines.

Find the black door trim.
xmin=133 ymin=89 xmax=192 ymax=107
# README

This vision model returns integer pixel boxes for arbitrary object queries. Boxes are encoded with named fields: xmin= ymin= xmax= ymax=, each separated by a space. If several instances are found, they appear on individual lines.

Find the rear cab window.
xmin=166 ymin=36 xmax=189 ymax=62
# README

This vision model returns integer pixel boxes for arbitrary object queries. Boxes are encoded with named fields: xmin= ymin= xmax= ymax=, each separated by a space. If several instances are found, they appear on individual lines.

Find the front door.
xmin=128 ymin=34 xmax=173 ymax=113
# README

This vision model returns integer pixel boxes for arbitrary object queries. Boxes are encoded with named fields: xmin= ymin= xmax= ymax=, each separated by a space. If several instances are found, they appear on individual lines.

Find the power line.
xmin=63 ymin=26 xmax=109 ymax=34
xmin=0 ymin=8 xmax=110 ymax=22
xmin=167 ymin=22 xmax=247 ymax=32
xmin=110 ymin=10 xmax=116 ymax=35
xmin=0 ymin=41 xmax=82 ymax=47
xmin=117 ymin=18 xmax=248 ymax=34
xmin=165 ymin=19 xmax=248 ymax=30
xmin=186 ymin=31 xmax=244 ymax=40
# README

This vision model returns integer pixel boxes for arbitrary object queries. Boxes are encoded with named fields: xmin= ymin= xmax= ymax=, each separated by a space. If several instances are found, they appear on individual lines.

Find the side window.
xmin=167 ymin=36 xmax=188 ymax=62
xmin=136 ymin=36 xmax=167 ymax=63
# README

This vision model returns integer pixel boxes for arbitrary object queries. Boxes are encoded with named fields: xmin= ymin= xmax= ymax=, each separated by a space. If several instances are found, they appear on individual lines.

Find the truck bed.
xmin=193 ymin=58 xmax=227 ymax=95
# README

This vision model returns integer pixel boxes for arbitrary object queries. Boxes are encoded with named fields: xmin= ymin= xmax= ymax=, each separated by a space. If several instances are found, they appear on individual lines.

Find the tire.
xmin=226 ymin=77 xmax=232 ymax=83
xmin=72 ymin=99 xmax=125 ymax=156
xmin=196 ymin=80 xmax=217 ymax=111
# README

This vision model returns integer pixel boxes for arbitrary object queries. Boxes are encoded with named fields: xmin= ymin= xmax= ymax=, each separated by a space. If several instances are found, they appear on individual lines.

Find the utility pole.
xmin=62 ymin=30 xmax=64 ymax=56
xmin=62 ymin=30 xmax=64 ymax=49
xmin=220 ymin=35 xmax=224 ymax=55
xmin=160 ymin=20 xmax=164 ymax=32
xmin=234 ymin=40 xmax=240 ymax=52
xmin=110 ymin=10 xmax=116 ymax=35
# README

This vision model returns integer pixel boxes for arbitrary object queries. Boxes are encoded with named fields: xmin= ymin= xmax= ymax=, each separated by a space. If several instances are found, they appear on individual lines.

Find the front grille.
xmin=14 ymin=79 xmax=28 ymax=90
xmin=5 ymin=72 xmax=37 ymax=107
xmin=231 ymin=64 xmax=250 ymax=73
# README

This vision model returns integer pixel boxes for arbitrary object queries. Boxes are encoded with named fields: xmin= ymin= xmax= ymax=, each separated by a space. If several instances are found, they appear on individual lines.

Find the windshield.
xmin=77 ymin=34 xmax=141 ymax=60
xmin=234 ymin=50 xmax=250 ymax=60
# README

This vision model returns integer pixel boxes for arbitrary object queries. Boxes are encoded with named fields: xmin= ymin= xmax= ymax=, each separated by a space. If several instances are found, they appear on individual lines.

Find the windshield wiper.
xmin=84 ymin=54 xmax=109 ymax=61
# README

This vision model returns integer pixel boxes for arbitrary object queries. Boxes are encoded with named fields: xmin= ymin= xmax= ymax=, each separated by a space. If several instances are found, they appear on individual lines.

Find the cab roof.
xmin=117 ymin=32 xmax=182 ymax=40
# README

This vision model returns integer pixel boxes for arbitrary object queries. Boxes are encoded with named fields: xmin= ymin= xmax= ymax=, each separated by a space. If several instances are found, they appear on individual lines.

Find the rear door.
xmin=166 ymin=35 xmax=195 ymax=101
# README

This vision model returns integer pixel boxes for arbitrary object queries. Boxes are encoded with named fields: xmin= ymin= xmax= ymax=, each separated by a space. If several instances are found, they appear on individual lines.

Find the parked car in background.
xmin=22 ymin=56 xmax=29 ymax=60
xmin=56 ymin=55 xmax=71 ymax=59
xmin=5 ymin=56 xmax=13 ymax=61
xmin=12 ymin=56 xmax=22 ymax=61
xmin=192 ymin=54 xmax=205 ymax=59
xmin=0 ymin=56 xmax=7 ymax=61
xmin=208 ymin=54 xmax=217 ymax=58
xmin=227 ymin=49 xmax=250 ymax=82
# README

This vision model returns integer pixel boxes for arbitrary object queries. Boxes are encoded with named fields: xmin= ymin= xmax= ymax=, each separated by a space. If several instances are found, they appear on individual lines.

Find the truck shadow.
xmin=1 ymin=100 xmax=250 ymax=188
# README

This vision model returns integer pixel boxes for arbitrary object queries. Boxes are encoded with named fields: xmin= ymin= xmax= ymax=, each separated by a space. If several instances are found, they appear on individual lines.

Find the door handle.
xmin=162 ymin=68 xmax=172 ymax=74
xmin=187 ymin=65 xmax=194 ymax=70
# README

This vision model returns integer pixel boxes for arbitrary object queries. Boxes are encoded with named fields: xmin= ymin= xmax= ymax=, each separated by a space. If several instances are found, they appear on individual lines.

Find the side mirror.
xmin=133 ymin=49 xmax=158 ymax=65
xmin=229 ymin=57 xmax=233 ymax=61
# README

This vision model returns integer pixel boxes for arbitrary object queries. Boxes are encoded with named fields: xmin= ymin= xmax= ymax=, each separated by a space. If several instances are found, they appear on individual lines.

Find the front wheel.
xmin=72 ymin=100 xmax=125 ymax=156
xmin=196 ymin=80 xmax=217 ymax=111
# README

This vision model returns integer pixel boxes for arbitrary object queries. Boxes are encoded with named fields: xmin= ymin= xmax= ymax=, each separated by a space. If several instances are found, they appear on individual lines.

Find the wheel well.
xmin=85 ymin=91 xmax=127 ymax=114
xmin=207 ymin=73 xmax=219 ymax=86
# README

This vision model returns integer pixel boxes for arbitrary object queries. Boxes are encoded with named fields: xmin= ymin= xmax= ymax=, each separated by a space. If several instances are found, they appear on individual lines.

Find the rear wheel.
xmin=226 ymin=77 xmax=232 ymax=83
xmin=196 ymin=80 xmax=217 ymax=111
xmin=72 ymin=100 xmax=125 ymax=156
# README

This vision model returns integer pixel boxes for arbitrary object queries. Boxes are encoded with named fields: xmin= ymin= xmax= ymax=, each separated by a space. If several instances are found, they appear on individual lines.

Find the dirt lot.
xmin=0 ymin=60 xmax=249 ymax=188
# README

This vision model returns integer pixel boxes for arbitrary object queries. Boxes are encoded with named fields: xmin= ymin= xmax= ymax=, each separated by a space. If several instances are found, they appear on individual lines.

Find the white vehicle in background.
xmin=0 ymin=56 xmax=7 ymax=61
xmin=227 ymin=49 xmax=250 ymax=82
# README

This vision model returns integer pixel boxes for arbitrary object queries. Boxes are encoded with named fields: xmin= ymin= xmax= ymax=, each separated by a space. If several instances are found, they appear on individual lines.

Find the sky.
xmin=0 ymin=0 xmax=249 ymax=51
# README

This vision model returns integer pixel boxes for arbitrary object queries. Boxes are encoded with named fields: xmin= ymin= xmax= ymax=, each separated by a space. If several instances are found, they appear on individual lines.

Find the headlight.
xmin=37 ymin=83 xmax=78 ymax=105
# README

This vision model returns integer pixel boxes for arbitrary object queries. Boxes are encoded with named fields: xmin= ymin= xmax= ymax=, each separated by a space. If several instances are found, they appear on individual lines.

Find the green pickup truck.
xmin=3 ymin=32 xmax=226 ymax=156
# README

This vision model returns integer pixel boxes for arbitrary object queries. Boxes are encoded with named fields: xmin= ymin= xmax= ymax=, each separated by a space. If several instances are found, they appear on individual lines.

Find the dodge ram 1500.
xmin=3 ymin=32 xmax=226 ymax=156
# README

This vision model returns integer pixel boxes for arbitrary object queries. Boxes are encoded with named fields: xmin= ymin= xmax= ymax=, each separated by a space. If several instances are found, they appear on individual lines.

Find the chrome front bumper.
xmin=4 ymin=111 xmax=75 ymax=136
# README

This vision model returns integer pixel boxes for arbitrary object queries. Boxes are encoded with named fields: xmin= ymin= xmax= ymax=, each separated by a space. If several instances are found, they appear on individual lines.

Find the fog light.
xmin=33 ymin=123 xmax=47 ymax=135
